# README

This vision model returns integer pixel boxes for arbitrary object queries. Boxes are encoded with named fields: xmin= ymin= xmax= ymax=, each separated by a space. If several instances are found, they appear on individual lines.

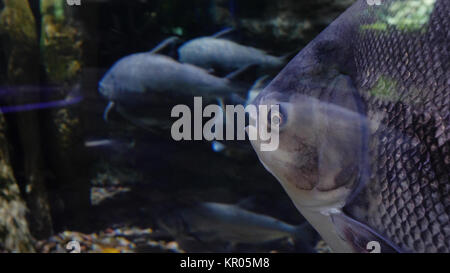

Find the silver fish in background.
xmin=98 ymin=52 xmax=250 ymax=129
xmin=157 ymin=202 xmax=318 ymax=253
xmin=249 ymin=0 xmax=449 ymax=253
xmin=98 ymin=53 xmax=243 ymax=104
xmin=178 ymin=31 xmax=291 ymax=75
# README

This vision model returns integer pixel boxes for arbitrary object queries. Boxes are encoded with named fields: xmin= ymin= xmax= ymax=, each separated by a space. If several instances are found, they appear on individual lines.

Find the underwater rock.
xmin=39 ymin=0 xmax=91 ymax=223
xmin=0 ymin=0 xmax=54 ymax=239
xmin=0 ymin=0 xmax=38 ymax=80
xmin=0 ymin=113 xmax=35 ymax=252
xmin=40 ymin=0 xmax=83 ymax=83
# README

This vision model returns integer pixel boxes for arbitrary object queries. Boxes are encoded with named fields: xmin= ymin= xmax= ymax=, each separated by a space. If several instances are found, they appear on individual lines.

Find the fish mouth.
xmin=98 ymin=81 xmax=113 ymax=100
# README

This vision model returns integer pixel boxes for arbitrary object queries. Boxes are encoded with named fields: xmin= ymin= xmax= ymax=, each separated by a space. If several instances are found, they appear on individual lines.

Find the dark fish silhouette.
xmin=157 ymin=202 xmax=318 ymax=253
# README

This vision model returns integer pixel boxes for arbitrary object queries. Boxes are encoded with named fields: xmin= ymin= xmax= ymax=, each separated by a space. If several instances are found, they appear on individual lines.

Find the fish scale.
xmin=347 ymin=0 xmax=449 ymax=252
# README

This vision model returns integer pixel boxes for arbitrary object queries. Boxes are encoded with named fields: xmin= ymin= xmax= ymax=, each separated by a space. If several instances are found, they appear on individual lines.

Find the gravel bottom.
xmin=36 ymin=227 xmax=183 ymax=253
xmin=35 ymin=228 xmax=332 ymax=253
xmin=34 ymin=172 xmax=332 ymax=253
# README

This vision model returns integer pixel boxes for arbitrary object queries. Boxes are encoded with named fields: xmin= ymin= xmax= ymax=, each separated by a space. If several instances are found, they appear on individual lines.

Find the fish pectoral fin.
xmin=330 ymin=212 xmax=403 ymax=253
xmin=103 ymin=101 xmax=115 ymax=121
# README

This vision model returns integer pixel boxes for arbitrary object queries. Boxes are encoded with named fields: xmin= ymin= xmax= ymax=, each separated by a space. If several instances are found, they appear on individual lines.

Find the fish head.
xmin=247 ymin=68 xmax=380 ymax=253
xmin=98 ymin=67 xmax=168 ymax=109
xmin=98 ymin=53 xmax=165 ymax=105
xmin=248 ymin=80 xmax=367 ymax=211
xmin=245 ymin=0 xmax=367 ymax=205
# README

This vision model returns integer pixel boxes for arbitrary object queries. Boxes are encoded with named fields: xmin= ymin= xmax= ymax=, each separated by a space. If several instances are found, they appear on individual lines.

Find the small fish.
xmin=178 ymin=31 xmax=292 ymax=75
xmin=157 ymin=202 xmax=318 ymax=253
xmin=249 ymin=0 xmax=449 ymax=253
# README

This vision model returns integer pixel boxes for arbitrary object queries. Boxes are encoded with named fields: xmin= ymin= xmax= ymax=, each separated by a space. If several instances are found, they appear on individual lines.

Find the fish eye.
xmin=268 ymin=105 xmax=285 ymax=129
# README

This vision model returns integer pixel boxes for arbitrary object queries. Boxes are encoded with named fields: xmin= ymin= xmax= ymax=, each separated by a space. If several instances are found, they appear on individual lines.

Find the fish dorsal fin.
xmin=330 ymin=212 xmax=404 ymax=253
xmin=149 ymin=36 xmax=182 ymax=55
xmin=211 ymin=28 xmax=235 ymax=39
xmin=225 ymin=64 xmax=258 ymax=83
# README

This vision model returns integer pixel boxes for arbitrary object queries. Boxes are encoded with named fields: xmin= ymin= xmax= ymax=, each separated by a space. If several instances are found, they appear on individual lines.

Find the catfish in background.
xmin=248 ymin=0 xmax=449 ymax=253
xmin=178 ymin=29 xmax=294 ymax=75
xmin=157 ymin=201 xmax=319 ymax=253
xmin=98 ymin=49 xmax=254 ymax=131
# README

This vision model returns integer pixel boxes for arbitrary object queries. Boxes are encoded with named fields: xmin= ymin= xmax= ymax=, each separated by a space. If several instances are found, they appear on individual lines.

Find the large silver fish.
xmin=248 ymin=0 xmax=449 ymax=253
